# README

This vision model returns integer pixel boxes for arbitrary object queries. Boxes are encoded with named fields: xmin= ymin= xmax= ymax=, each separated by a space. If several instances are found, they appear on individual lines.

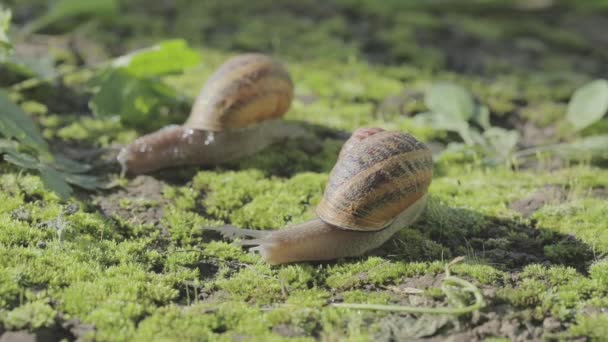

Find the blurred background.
xmin=4 ymin=0 xmax=608 ymax=72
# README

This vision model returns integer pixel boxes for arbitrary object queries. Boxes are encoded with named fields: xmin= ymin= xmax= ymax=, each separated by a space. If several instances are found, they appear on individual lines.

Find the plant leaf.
xmin=0 ymin=89 xmax=49 ymax=152
xmin=39 ymin=165 xmax=73 ymax=201
xmin=566 ymin=79 xmax=608 ymax=131
xmin=112 ymin=39 xmax=201 ymax=77
xmin=61 ymin=172 xmax=105 ymax=190
xmin=0 ymin=138 xmax=18 ymax=154
xmin=89 ymin=69 xmax=180 ymax=128
xmin=3 ymin=151 xmax=40 ymax=169
xmin=413 ymin=111 xmax=474 ymax=145
xmin=473 ymin=105 xmax=491 ymax=130
xmin=482 ymin=127 xmax=520 ymax=159
xmin=425 ymin=81 xmax=476 ymax=121
xmin=52 ymin=155 xmax=92 ymax=173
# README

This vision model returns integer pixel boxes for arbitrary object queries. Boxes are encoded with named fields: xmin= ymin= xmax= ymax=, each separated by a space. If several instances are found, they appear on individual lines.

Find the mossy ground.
xmin=2 ymin=1 xmax=608 ymax=341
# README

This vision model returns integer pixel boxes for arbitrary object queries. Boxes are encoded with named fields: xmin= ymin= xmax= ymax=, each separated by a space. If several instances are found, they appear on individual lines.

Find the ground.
xmin=1 ymin=0 xmax=608 ymax=341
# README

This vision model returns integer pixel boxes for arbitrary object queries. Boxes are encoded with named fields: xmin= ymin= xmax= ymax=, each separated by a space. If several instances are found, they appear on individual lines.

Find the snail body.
xmin=117 ymin=53 xmax=302 ymax=175
xmin=209 ymin=127 xmax=433 ymax=264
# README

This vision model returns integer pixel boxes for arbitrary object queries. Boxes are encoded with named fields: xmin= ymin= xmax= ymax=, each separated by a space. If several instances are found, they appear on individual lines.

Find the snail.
xmin=208 ymin=127 xmax=433 ymax=264
xmin=117 ymin=53 xmax=307 ymax=175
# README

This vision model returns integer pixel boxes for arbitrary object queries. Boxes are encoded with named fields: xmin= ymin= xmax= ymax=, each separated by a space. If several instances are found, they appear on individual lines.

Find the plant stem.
xmin=332 ymin=258 xmax=485 ymax=316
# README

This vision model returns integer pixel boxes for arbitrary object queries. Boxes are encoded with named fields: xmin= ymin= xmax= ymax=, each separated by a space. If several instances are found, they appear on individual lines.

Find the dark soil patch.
xmin=413 ymin=205 xmax=594 ymax=273
xmin=376 ymin=314 xmax=455 ymax=340
xmin=509 ymin=184 xmax=568 ymax=218
xmin=272 ymin=324 xmax=308 ymax=338
xmin=0 ymin=327 xmax=74 ymax=342
xmin=401 ymin=273 xmax=445 ymax=290
xmin=61 ymin=318 xmax=95 ymax=341
xmin=591 ymin=186 xmax=608 ymax=199
xmin=93 ymin=175 xmax=168 ymax=228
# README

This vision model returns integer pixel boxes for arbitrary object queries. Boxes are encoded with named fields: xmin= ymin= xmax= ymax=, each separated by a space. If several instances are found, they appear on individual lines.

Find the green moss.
xmin=590 ymin=260 xmax=608 ymax=287
xmin=133 ymin=304 xmax=217 ymax=341
xmin=193 ymin=170 xmax=326 ymax=229
xmin=56 ymin=117 xmax=136 ymax=146
xmin=56 ymin=263 xmax=180 ymax=341
xmin=203 ymin=241 xmax=259 ymax=263
xmin=265 ymin=289 xmax=329 ymax=337
xmin=497 ymin=278 xmax=545 ymax=308
xmin=569 ymin=314 xmax=608 ymax=341
xmin=211 ymin=263 xmax=297 ymax=304
xmin=388 ymin=227 xmax=451 ymax=261
xmin=235 ymin=138 xmax=343 ymax=176
xmin=0 ymin=267 xmax=21 ymax=308
xmin=163 ymin=206 xmax=213 ymax=246
xmin=2 ymin=301 xmax=57 ymax=330
xmin=534 ymin=198 xmax=608 ymax=253
xmin=341 ymin=290 xmax=392 ymax=305
xmin=325 ymin=257 xmax=432 ymax=290
xmin=162 ymin=186 xmax=198 ymax=211
xmin=451 ymin=263 xmax=506 ymax=285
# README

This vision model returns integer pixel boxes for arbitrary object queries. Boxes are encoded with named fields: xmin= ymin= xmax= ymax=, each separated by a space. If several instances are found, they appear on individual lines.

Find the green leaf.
xmin=0 ymin=89 xmax=49 ymax=152
xmin=39 ymin=165 xmax=73 ymax=201
xmin=61 ymin=172 xmax=105 ymax=190
xmin=425 ymin=81 xmax=476 ymax=121
xmin=52 ymin=155 xmax=92 ymax=173
xmin=473 ymin=105 xmax=491 ymax=130
xmin=3 ymin=151 xmax=40 ymax=169
xmin=566 ymin=79 xmax=608 ymax=131
xmin=112 ymin=39 xmax=201 ymax=77
xmin=24 ymin=0 xmax=118 ymax=34
xmin=89 ymin=69 xmax=180 ymax=127
xmin=0 ymin=138 xmax=18 ymax=154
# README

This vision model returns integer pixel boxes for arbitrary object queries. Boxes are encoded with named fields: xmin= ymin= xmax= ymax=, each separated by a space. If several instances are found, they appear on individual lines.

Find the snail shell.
xmin=316 ymin=128 xmax=433 ymax=231
xmin=117 ymin=53 xmax=300 ymax=175
xmin=185 ymin=53 xmax=294 ymax=132
xmin=208 ymin=127 xmax=434 ymax=264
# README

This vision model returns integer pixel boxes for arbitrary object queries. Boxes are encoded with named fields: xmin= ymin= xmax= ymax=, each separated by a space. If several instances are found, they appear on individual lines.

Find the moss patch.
xmin=2 ymin=0 xmax=608 ymax=340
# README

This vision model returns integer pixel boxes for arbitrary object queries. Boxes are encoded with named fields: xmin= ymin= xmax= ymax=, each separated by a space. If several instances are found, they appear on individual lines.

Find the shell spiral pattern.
xmin=316 ymin=128 xmax=433 ymax=231
xmin=185 ymin=53 xmax=294 ymax=132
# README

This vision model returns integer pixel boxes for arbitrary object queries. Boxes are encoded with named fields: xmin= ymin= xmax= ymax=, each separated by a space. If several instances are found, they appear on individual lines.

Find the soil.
xmin=94 ymin=175 xmax=168 ymax=228
xmin=509 ymin=185 xmax=568 ymax=218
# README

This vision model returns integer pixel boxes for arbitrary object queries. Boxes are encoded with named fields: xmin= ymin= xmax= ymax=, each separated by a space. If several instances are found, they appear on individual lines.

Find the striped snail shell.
xmin=185 ymin=53 xmax=294 ymax=132
xmin=208 ymin=127 xmax=434 ymax=264
xmin=117 ymin=53 xmax=303 ymax=175
xmin=316 ymin=128 xmax=433 ymax=231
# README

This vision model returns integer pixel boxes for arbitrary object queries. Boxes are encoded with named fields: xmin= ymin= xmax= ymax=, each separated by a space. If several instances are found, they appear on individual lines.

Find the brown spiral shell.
xmin=184 ymin=53 xmax=294 ymax=132
xmin=315 ymin=128 xmax=433 ymax=231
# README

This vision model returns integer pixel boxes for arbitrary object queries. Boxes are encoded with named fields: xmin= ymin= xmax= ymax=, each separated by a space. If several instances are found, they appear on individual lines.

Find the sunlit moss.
xmin=2 ymin=0 xmax=608 ymax=340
